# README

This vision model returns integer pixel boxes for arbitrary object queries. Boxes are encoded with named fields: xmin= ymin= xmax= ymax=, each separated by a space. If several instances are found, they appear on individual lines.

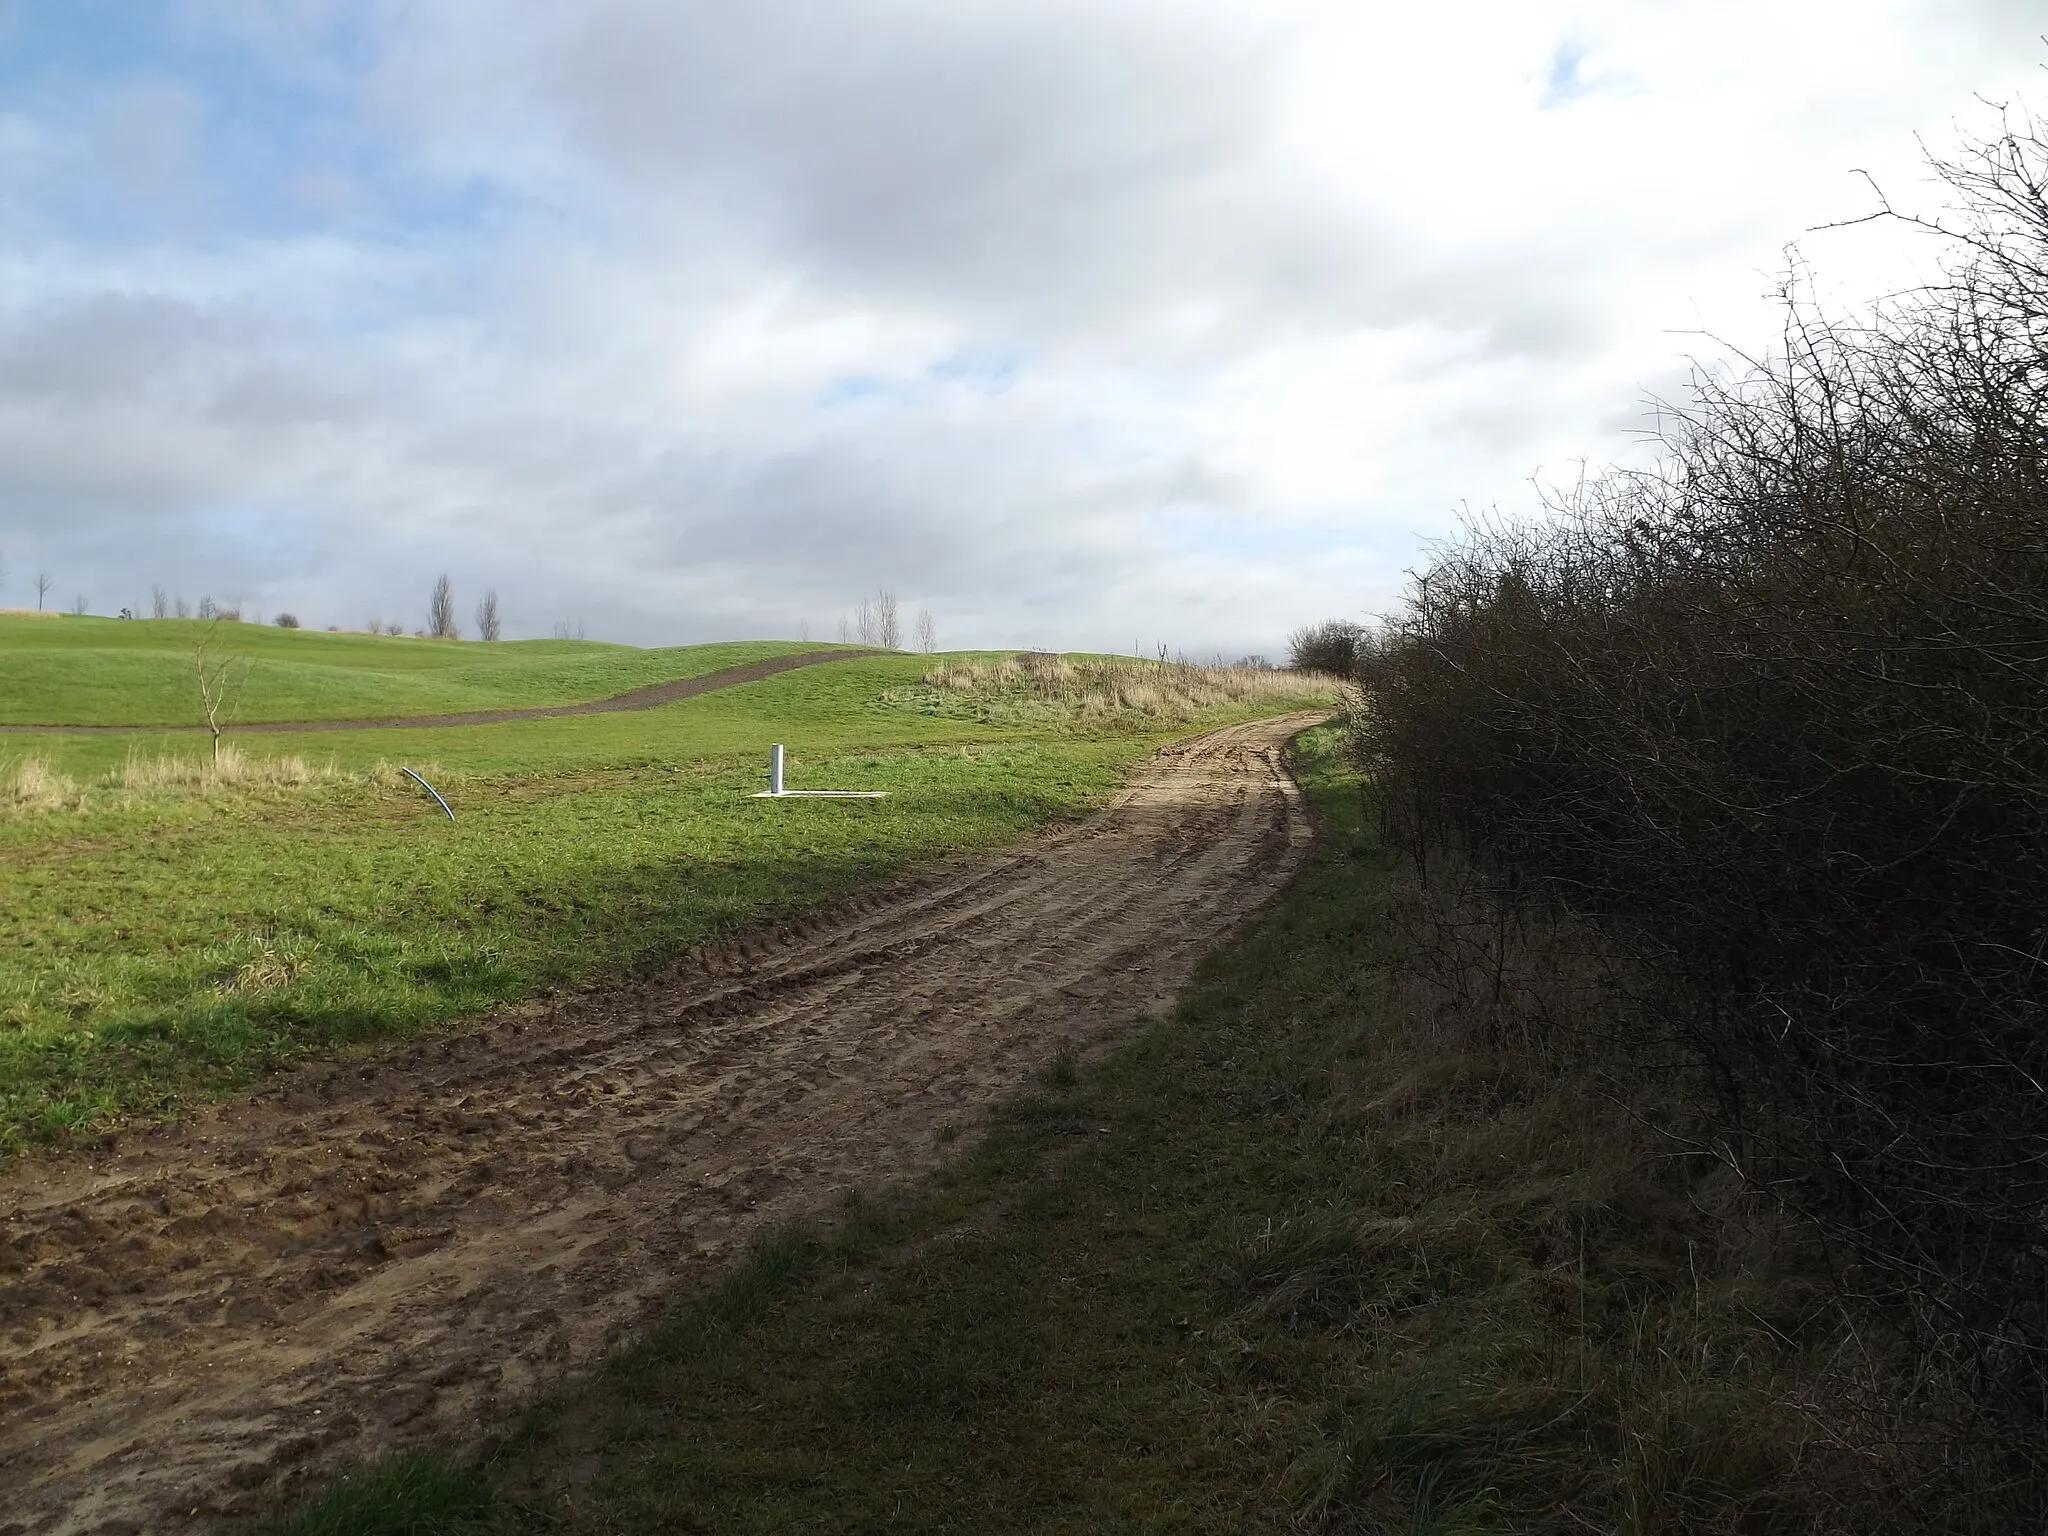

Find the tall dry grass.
xmin=5 ymin=758 xmax=78 ymax=811
xmin=119 ymin=744 xmax=341 ymax=791
xmin=3 ymin=746 xmax=355 ymax=816
xmin=914 ymin=652 xmax=1340 ymax=725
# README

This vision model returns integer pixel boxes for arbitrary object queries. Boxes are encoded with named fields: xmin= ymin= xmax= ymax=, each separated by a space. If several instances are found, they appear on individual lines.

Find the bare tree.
xmin=837 ymin=615 xmax=851 ymax=645
xmin=475 ymin=589 xmax=502 ymax=642
xmin=192 ymin=621 xmax=250 ymax=767
xmin=34 ymin=571 xmax=52 ymax=610
xmin=916 ymin=608 xmax=936 ymax=654
xmin=551 ymin=619 xmax=586 ymax=640
xmin=854 ymin=595 xmax=876 ymax=646
xmin=70 ymin=594 xmax=87 ymax=616
xmin=875 ymin=589 xmax=900 ymax=649
xmin=197 ymin=595 xmax=218 ymax=620
xmin=428 ymin=574 xmax=458 ymax=639
xmin=174 ymin=594 xmax=191 ymax=619
xmin=151 ymin=585 xmax=168 ymax=619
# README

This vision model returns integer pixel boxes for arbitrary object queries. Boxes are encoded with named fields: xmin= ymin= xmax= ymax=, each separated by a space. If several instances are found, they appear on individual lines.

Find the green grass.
xmin=0 ymin=613 xmax=832 ymax=725
xmin=0 ymin=650 xmax=1332 ymax=1153
xmin=259 ymin=730 xmax=1835 ymax=1535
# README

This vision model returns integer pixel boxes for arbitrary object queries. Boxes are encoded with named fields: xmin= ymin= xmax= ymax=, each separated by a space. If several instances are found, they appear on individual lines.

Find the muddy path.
xmin=0 ymin=714 xmax=1324 ymax=1535
xmin=0 ymin=648 xmax=879 ymax=735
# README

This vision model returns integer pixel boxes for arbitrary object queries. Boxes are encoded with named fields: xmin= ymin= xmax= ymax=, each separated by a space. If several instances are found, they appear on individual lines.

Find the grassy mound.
xmin=0 ymin=615 xmax=828 ymax=726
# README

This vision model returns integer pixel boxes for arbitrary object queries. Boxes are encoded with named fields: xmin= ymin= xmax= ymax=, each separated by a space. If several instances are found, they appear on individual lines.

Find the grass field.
xmin=0 ymin=636 xmax=1332 ymax=1154
xmin=0 ymin=612 xmax=831 ymax=726
xmin=263 ymin=730 xmax=1839 ymax=1535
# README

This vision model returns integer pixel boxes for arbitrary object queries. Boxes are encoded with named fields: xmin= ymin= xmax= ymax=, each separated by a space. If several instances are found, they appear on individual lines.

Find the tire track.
xmin=0 ymin=713 xmax=1324 ymax=1535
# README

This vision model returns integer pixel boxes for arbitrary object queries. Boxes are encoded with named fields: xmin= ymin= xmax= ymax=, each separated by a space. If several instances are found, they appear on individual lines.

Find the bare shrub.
xmin=273 ymin=613 xmax=300 ymax=629
xmin=1288 ymin=619 xmax=1363 ymax=675
xmin=1350 ymin=109 xmax=2048 ymax=1490
xmin=192 ymin=621 xmax=250 ymax=767
xmin=476 ymin=589 xmax=501 ymax=642
xmin=429 ymin=574 xmax=458 ymax=639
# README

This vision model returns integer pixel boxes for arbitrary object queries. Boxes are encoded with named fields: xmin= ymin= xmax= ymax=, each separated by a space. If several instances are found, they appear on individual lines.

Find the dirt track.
xmin=0 ymin=714 xmax=1322 ymax=1535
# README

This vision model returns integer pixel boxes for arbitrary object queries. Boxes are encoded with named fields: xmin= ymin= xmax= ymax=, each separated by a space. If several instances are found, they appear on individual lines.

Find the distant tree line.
xmin=831 ymin=590 xmax=935 ymax=652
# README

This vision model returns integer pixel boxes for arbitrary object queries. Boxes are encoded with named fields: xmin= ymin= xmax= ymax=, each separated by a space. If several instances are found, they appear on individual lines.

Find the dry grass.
xmin=119 ymin=744 xmax=342 ymax=791
xmin=906 ymin=652 xmax=1342 ymax=727
xmin=1285 ymin=847 xmax=1848 ymax=1532
xmin=213 ymin=939 xmax=321 ymax=998
xmin=6 ymin=758 xmax=79 ymax=811
xmin=3 ymin=746 xmax=353 ymax=816
xmin=1356 ymin=844 xmax=2047 ymax=1531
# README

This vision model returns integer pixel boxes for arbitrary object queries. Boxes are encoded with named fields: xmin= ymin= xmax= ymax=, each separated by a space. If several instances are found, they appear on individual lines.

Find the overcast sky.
xmin=0 ymin=2 xmax=2040 ymax=654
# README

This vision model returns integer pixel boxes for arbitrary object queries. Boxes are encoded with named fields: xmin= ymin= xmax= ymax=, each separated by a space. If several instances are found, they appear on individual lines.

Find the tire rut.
xmin=0 ymin=713 xmax=1325 ymax=1535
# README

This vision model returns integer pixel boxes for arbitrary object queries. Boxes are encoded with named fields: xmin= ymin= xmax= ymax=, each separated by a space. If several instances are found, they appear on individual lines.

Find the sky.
xmin=0 ymin=1 xmax=2041 ymax=655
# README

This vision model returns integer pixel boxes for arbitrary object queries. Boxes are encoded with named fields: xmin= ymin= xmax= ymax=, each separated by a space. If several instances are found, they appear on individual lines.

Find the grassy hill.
xmin=0 ymin=646 xmax=1332 ymax=1152
xmin=0 ymin=614 xmax=829 ymax=726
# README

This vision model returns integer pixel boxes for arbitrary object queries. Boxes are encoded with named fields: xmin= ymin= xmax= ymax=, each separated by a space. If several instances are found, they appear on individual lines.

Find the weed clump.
xmin=5 ymin=758 xmax=78 ymax=811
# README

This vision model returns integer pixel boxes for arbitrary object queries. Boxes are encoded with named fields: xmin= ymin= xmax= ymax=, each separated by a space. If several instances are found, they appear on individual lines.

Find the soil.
xmin=0 ymin=714 xmax=1323 ymax=1534
xmin=0 ymin=648 xmax=880 ymax=735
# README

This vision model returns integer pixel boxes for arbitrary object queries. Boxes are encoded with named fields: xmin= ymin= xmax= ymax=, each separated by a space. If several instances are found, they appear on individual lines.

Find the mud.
xmin=0 ymin=714 xmax=1323 ymax=1534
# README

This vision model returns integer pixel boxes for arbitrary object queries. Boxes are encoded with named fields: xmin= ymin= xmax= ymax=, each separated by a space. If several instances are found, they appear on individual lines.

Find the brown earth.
xmin=0 ymin=713 xmax=1324 ymax=1534
xmin=0 ymin=648 xmax=880 ymax=735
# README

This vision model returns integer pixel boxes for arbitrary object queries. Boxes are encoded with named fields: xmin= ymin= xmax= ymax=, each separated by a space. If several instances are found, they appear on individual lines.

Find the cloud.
xmin=0 ymin=1 xmax=2042 ymax=652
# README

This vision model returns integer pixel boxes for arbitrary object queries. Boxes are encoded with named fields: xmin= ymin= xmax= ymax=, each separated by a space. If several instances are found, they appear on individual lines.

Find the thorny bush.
xmin=1350 ymin=112 xmax=2048 ymax=1470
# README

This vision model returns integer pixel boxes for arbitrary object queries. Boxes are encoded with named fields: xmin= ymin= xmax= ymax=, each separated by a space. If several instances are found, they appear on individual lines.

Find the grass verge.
xmin=261 ymin=726 xmax=1850 ymax=1535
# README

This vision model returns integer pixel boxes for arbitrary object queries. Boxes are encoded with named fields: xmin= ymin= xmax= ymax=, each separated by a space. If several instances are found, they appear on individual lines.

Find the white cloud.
xmin=0 ymin=1 xmax=2041 ymax=651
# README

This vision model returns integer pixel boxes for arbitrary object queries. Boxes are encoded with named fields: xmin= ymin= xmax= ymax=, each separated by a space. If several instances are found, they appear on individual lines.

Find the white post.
xmin=770 ymin=743 xmax=785 ymax=797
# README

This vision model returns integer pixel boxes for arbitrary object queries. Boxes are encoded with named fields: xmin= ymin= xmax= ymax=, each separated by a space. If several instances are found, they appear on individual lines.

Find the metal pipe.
xmin=770 ymin=743 xmax=785 ymax=796
xmin=399 ymin=766 xmax=456 ymax=822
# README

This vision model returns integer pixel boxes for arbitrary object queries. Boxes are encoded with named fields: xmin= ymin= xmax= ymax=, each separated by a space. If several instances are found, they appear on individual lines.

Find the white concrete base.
xmin=752 ymin=789 xmax=889 ymax=798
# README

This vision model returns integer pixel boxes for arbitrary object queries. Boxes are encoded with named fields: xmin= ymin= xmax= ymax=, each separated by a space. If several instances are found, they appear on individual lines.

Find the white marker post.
xmin=752 ymin=743 xmax=887 ymax=799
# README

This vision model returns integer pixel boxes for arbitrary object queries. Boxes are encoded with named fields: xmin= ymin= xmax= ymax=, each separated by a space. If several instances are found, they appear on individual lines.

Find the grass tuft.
xmin=264 ymin=1452 xmax=497 ymax=1536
